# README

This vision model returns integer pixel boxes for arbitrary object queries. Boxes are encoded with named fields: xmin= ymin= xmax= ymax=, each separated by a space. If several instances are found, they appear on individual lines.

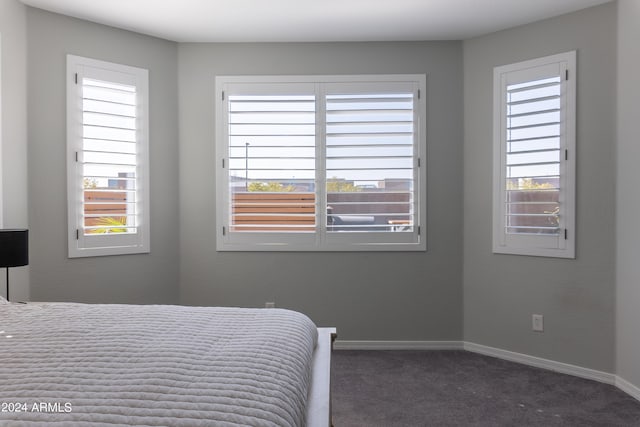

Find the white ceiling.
xmin=20 ymin=0 xmax=612 ymax=43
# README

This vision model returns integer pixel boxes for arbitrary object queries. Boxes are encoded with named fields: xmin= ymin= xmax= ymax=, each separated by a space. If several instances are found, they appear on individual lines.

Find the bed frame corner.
xmin=306 ymin=327 xmax=337 ymax=427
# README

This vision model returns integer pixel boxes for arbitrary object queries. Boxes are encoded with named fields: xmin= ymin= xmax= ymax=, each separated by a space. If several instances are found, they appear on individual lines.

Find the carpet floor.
xmin=332 ymin=350 xmax=640 ymax=426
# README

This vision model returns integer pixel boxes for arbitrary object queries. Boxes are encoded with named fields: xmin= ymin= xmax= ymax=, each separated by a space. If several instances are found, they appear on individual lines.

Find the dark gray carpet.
xmin=332 ymin=350 xmax=640 ymax=426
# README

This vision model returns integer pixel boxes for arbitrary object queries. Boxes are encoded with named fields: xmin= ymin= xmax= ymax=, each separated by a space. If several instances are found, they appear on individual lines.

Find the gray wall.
xmin=616 ymin=0 xmax=640 ymax=389
xmin=178 ymin=42 xmax=464 ymax=340
xmin=14 ymin=3 xmax=632 ymax=378
xmin=0 ymin=0 xmax=29 ymax=301
xmin=27 ymin=9 xmax=180 ymax=304
xmin=463 ymin=3 xmax=616 ymax=372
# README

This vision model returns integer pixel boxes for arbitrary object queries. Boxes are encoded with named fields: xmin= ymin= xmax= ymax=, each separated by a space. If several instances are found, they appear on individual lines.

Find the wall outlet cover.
xmin=532 ymin=314 xmax=544 ymax=332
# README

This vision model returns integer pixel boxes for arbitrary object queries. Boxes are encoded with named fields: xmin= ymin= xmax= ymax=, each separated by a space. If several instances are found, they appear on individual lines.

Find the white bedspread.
xmin=0 ymin=303 xmax=318 ymax=426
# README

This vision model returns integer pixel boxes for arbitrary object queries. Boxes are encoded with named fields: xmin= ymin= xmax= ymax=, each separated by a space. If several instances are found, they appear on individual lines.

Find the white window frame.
xmin=215 ymin=75 xmax=427 ymax=252
xmin=493 ymin=51 xmax=576 ymax=258
xmin=67 ymin=55 xmax=150 ymax=258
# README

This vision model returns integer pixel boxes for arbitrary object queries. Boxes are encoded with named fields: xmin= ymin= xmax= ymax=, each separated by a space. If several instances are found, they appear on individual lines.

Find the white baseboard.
xmin=616 ymin=376 xmax=640 ymax=402
xmin=463 ymin=341 xmax=615 ymax=385
xmin=334 ymin=340 xmax=463 ymax=351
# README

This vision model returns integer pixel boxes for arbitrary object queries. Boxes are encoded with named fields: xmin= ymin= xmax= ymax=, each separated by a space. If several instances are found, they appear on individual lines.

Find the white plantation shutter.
xmin=67 ymin=55 xmax=150 ymax=258
xmin=505 ymin=77 xmax=561 ymax=235
xmin=493 ymin=52 xmax=576 ymax=258
xmin=82 ymin=78 xmax=138 ymax=233
xmin=227 ymin=93 xmax=316 ymax=233
xmin=325 ymin=87 xmax=416 ymax=234
xmin=216 ymin=75 xmax=426 ymax=251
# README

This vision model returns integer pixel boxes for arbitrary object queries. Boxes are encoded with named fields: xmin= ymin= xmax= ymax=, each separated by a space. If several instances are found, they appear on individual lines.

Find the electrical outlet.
xmin=265 ymin=302 xmax=275 ymax=308
xmin=532 ymin=314 xmax=544 ymax=332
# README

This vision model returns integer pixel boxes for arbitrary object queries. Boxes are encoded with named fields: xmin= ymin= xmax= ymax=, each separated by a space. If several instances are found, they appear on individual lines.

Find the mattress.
xmin=0 ymin=302 xmax=318 ymax=426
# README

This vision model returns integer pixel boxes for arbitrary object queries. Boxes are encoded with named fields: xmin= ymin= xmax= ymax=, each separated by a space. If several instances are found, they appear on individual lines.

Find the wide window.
xmin=493 ymin=52 xmax=576 ymax=258
xmin=67 ymin=55 xmax=150 ymax=257
xmin=216 ymin=75 xmax=426 ymax=251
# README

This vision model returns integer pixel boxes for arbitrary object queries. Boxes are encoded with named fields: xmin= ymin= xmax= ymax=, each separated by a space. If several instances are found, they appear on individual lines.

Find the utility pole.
xmin=245 ymin=142 xmax=249 ymax=191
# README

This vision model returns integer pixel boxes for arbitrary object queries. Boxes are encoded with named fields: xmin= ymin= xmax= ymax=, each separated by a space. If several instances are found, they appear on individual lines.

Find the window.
xmin=216 ymin=75 xmax=426 ymax=251
xmin=67 ymin=55 xmax=150 ymax=258
xmin=493 ymin=51 xmax=576 ymax=258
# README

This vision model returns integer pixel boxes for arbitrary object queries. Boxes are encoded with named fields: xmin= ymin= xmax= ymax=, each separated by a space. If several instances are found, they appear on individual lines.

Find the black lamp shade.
xmin=0 ymin=229 xmax=29 ymax=268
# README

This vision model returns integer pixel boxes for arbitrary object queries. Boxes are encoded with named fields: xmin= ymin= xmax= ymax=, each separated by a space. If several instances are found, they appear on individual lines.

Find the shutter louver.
xmin=81 ymin=78 xmax=138 ymax=235
xmin=325 ymin=93 xmax=415 ymax=232
xmin=505 ymin=76 xmax=561 ymax=236
xmin=227 ymin=95 xmax=316 ymax=232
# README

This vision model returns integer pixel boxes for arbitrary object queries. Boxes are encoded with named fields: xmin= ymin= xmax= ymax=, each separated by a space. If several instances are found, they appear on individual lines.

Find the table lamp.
xmin=0 ymin=229 xmax=29 ymax=302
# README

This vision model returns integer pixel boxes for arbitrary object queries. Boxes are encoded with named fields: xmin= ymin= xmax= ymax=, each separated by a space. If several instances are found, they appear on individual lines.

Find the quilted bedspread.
xmin=0 ymin=303 xmax=318 ymax=426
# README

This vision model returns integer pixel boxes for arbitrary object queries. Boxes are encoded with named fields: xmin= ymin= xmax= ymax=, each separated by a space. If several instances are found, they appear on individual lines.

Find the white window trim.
xmin=67 ymin=55 xmax=150 ymax=258
xmin=215 ymin=74 xmax=427 ymax=252
xmin=492 ymin=51 xmax=576 ymax=259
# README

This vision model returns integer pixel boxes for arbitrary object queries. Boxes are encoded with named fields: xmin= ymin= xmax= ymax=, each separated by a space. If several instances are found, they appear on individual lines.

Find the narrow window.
xmin=67 ymin=55 xmax=150 ymax=257
xmin=493 ymin=52 xmax=576 ymax=258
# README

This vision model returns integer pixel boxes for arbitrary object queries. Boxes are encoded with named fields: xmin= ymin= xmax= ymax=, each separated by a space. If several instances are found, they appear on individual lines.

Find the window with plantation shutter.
xmin=216 ymin=75 xmax=426 ymax=251
xmin=228 ymin=91 xmax=317 ymax=233
xmin=493 ymin=52 xmax=576 ymax=258
xmin=67 ymin=55 xmax=150 ymax=258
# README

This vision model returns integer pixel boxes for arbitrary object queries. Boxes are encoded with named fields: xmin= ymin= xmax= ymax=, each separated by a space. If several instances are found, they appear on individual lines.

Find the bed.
xmin=0 ymin=299 xmax=335 ymax=426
